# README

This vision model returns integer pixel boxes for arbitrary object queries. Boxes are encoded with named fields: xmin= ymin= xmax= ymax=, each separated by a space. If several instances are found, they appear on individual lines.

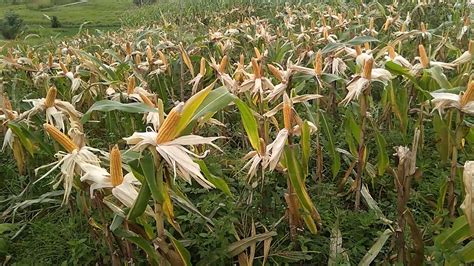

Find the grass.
xmin=0 ymin=0 xmax=134 ymax=44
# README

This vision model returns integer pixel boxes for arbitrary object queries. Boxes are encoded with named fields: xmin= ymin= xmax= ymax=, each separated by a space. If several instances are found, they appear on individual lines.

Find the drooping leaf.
xmin=165 ymin=231 xmax=192 ymax=266
xmin=196 ymin=160 xmax=232 ymax=196
xmin=346 ymin=36 xmax=379 ymax=45
xmin=359 ymin=229 xmax=393 ymax=265
xmin=429 ymin=65 xmax=452 ymax=90
xmin=228 ymin=231 xmax=277 ymax=257
xmin=81 ymin=100 xmax=156 ymax=123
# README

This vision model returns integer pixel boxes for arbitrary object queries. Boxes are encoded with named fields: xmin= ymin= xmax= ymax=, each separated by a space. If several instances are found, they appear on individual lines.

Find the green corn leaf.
xmin=175 ymin=82 xmax=214 ymax=135
xmin=165 ymin=232 xmax=192 ymax=266
xmin=81 ymin=100 xmax=156 ymax=123
xmin=7 ymin=122 xmax=37 ymax=155
xmin=114 ymin=229 xmax=161 ymax=266
xmin=374 ymin=131 xmax=389 ymax=176
xmin=435 ymin=215 xmax=471 ymax=249
xmin=429 ymin=65 xmax=452 ymax=90
xmin=196 ymin=160 xmax=232 ymax=197
xmin=359 ymin=229 xmax=393 ymax=265
xmin=235 ymin=98 xmax=260 ymax=151
xmin=192 ymin=86 xmax=235 ymax=121
xmin=346 ymin=36 xmax=379 ymax=45
xmin=228 ymin=231 xmax=277 ymax=257
xmin=320 ymin=110 xmax=340 ymax=178
xmin=301 ymin=121 xmax=311 ymax=177
xmin=284 ymin=146 xmax=319 ymax=234
xmin=127 ymin=178 xmax=151 ymax=220
xmin=140 ymin=154 xmax=164 ymax=203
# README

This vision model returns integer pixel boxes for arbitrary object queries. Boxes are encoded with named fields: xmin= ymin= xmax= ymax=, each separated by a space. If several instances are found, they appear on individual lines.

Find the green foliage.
xmin=0 ymin=10 xmax=23 ymax=39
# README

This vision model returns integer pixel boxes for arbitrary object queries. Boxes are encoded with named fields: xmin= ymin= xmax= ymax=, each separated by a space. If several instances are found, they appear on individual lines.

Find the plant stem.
xmin=355 ymin=93 xmax=368 ymax=210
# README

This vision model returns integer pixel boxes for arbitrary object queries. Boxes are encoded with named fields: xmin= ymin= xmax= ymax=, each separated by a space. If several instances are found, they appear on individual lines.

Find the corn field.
xmin=1 ymin=0 xmax=474 ymax=264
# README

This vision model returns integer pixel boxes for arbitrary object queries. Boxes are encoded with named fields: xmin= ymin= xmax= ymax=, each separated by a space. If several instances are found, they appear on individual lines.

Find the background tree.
xmin=0 ymin=11 xmax=24 ymax=40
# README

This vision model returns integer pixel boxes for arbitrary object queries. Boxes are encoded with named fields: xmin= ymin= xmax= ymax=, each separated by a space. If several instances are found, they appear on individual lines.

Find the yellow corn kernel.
xmin=127 ymin=76 xmax=136 ymax=95
xmin=254 ymin=47 xmax=261 ymax=59
xmin=239 ymin=54 xmax=245 ymax=66
xmin=461 ymin=81 xmax=474 ymax=107
xmin=369 ymin=17 xmax=374 ymax=31
xmin=110 ymin=145 xmax=124 ymax=187
xmin=199 ymin=57 xmax=206 ymax=76
xmin=267 ymin=64 xmax=283 ymax=82
xmin=219 ymin=55 xmax=228 ymax=73
xmin=355 ymin=45 xmax=362 ymax=56
xmin=362 ymin=58 xmax=374 ymax=80
xmin=251 ymin=58 xmax=261 ymax=78
xmin=156 ymin=103 xmax=183 ymax=144
xmin=314 ymin=50 xmax=323 ymax=76
xmin=469 ymin=40 xmax=474 ymax=55
xmin=44 ymin=123 xmax=78 ymax=153
xmin=418 ymin=44 xmax=430 ymax=68
xmin=48 ymin=53 xmax=53 ymax=68
xmin=126 ymin=42 xmax=132 ymax=56
xmin=420 ymin=22 xmax=426 ymax=32
xmin=59 ymin=62 xmax=68 ymax=74
xmin=135 ymin=54 xmax=141 ymax=65
xmin=283 ymin=93 xmax=293 ymax=131
xmin=146 ymin=46 xmax=153 ymax=63
xmin=139 ymin=92 xmax=154 ymax=107
xmin=387 ymin=46 xmax=396 ymax=60
xmin=158 ymin=50 xmax=168 ymax=66
xmin=44 ymin=87 xmax=57 ymax=108
xmin=364 ymin=42 xmax=370 ymax=51
xmin=323 ymin=27 xmax=329 ymax=40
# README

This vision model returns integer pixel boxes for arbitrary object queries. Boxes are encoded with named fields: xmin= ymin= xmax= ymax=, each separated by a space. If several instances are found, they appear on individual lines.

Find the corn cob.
xmin=362 ymin=58 xmax=374 ymax=80
xmin=44 ymin=123 xmax=78 ymax=153
xmin=267 ymin=64 xmax=283 ymax=82
xmin=44 ymin=87 xmax=57 ymax=108
xmin=156 ymin=103 xmax=183 ymax=144
xmin=283 ymin=93 xmax=293 ymax=131
xmin=314 ymin=50 xmax=323 ymax=76
xmin=251 ymin=58 xmax=261 ymax=78
xmin=127 ymin=76 xmax=136 ymax=95
xmin=418 ymin=44 xmax=430 ymax=68
xmin=199 ymin=57 xmax=206 ymax=76
xmin=219 ymin=55 xmax=228 ymax=73
xmin=388 ymin=46 xmax=396 ymax=60
xmin=461 ymin=81 xmax=474 ymax=107
xmin=110 ymin=145 xmax=124 ymax=187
